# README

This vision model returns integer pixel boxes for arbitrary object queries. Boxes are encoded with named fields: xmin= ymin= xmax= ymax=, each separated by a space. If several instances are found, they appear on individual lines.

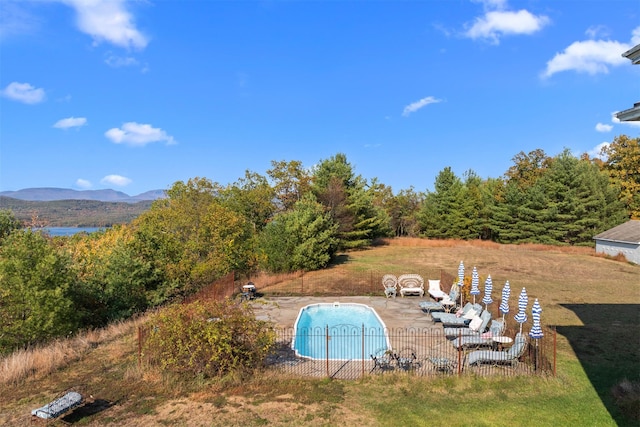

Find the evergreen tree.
xmin=258 ymin=194 xmax=338 ymax=272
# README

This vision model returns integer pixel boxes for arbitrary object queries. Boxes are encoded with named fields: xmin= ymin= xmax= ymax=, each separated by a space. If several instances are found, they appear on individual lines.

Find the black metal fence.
xmin=264 ymin=325 xmax=556 ymax=379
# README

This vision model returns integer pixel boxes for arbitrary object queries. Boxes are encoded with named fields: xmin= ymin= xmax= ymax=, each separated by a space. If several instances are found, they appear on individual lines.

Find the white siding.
xmin=595 ymin=240 xmax=640 ymax=265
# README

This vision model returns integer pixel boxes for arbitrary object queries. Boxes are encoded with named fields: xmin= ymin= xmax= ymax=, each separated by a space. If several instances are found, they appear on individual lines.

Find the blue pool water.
xmin=292 ymin=303 xmax=390 ymax=360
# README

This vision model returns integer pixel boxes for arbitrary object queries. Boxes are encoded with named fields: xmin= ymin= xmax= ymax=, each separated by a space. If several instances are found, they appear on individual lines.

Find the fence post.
xmin=553 ymin=326 xmax=557 ymax=377
xmin=361 ymin=324 xmax=365 ymax=378
xmin=326 ymin=325 xmax=329 ymax=378
xmin=457 ymin=329 xmax=462 ymax=376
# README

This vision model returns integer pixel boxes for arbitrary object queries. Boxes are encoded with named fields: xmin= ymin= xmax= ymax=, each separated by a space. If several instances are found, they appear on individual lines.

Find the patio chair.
xmin=427 ymin=279 xmax=447 ymax=301
xmin=381 ymin=274 xmax=398 ymax=298
xmin=443 ymin=309 xmax=492 ymax=339
xmin=398 ymin=274 xmax=425 ymax=297
xmin=31 ymin=387 xmax=85 ymax=421
xmin=451 ymin=319 xmax=505 ymax=350
xmin=419 ymin=284 xmax=459 ymax=313
xmin=370 ymin=348 xmax=397 ymax=372
xmin=431 ymin=302 xmax=482 ymax=324
xmin=394 ymin=347 xmax=419 ymax=371
xmin=467 ymin=333 xmax=528 ymax=367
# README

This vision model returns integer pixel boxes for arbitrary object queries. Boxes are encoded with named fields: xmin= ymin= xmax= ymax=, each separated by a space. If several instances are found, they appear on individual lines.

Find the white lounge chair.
xmin=427 ymin=279 xmax=447 ymax=301
xmin=443 ymin=309 xmax=492 ymax=338
xmin=451 ymin=319 xmax=506 ymax=350
xmin=397 ymin=274 xmax=424 ymax=297
xmin=431 ymin=302 xmax=482 ymax=324
xmin=467 ymin=333 xmax=528 ymax=366
xmin=419 ymin=285 xmax=459 ymax=314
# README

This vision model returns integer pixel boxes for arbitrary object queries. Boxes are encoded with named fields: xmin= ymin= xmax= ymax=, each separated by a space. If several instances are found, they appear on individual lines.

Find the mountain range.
xmin=0 ymin=188 xmax=166 ymax=203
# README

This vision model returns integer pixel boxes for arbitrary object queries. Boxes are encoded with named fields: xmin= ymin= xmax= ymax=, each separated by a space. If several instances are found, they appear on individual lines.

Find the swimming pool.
xmin=292 ymin=302 xmax=390 ymax=360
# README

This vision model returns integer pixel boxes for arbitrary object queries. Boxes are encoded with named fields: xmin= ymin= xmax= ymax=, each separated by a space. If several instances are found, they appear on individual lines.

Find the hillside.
xmin=0 ymin=187 xmax=165 ymax=203
xmin=0 ymin=197 xmax=154 ymax=227
xmin=0 ymin=240 xmax=637 ymax=426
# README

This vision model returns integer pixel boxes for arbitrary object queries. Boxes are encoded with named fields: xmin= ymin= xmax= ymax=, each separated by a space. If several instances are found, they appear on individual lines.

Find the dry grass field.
xmin=1 ymin=238 xmax=638 ymax=426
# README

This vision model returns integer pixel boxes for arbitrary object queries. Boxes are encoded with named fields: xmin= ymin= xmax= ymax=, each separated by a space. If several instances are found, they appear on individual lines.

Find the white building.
xmin=593 ymin=220 xmax=640 ymax=265
xmin=615 ymin=43 xmax=640 ymax=122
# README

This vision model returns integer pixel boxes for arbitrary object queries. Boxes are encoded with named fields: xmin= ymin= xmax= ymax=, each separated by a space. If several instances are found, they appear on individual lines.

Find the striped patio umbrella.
xmin=499 ymin=280 xmax=511 ymax=321
xmin=529 ymin=299 xmax=544 ymax=339
xmin=457 ymin=261 xmax=465 ymax=309
xmin=470 ymin=267 xmax=480 ymax=304
xmin=514 ymin=287 xmax=528 ymax=334
xmin=482 ymin=275 xmax=493 ymax=310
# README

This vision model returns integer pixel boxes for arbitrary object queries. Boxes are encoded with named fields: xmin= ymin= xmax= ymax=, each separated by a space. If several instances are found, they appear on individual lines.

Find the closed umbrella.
xmin=482 ymin=275 xmax=493 ymax=311
xmin=514 ymin=287 xmax=528 ymax=334
xmin=529 ymin=299 xmax=543 ymax=339
xmin=499 ymin=280 xmax=511 ymax=321
xmin=470 ymin=267 xmax=480 ymax=304
xmin=457 ymin=261 xmax=465 ymax=309
xmin=529 ymin=298 xmax=543 ymax=370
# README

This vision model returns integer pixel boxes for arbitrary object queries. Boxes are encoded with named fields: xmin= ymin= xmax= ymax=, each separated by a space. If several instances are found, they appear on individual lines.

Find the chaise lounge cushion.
xmin=32 ymin=391 xmax=83 ymax=419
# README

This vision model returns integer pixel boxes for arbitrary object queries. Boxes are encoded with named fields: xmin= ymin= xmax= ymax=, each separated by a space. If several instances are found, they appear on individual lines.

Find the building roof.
xmin=616 ymin=102 xmax=640 ymax=122
xmin=594 ymin=220 xmax=640 ymax=244
xmin=616 ymin=44 xmax=640 ymax=122
xmin=622 ymin=43 xmax=640 ymax=65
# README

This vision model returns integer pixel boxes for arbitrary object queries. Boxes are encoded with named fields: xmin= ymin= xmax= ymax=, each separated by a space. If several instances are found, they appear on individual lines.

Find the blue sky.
xmin=1 ymin=0 xmax=639 ymax=196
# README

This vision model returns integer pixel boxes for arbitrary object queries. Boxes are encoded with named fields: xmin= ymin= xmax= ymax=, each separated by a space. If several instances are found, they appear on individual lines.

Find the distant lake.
xmin=42 ymin=227 xmax=106 ymax=236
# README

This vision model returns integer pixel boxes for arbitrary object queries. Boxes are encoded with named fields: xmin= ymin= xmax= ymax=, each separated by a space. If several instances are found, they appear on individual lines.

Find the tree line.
xmin=0 ymin=135 xmax=637 ymax=354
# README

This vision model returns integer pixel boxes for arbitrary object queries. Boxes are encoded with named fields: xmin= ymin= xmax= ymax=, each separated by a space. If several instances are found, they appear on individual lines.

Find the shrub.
xmin=142 ymin=299 xmax=275 ymax=377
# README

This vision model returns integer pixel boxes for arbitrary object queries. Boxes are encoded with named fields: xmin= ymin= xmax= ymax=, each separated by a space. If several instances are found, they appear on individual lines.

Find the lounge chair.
xmin=398 ymin=274 xmax=425 ymax=297
xmin=467 ymin=333 xmax=528 ymax=366
xmin=427 ymin=279 xmax=447 ymax=301
xmin=431 ymin=302 xmax=482 ymax=324
xmin=443 ymin=309 xmax=492 ymax=339
xmin=31 ymin=388 xmax=84 ymax=421
xmin=419 ymin=285 xmax=458 ymax=313
xmin=382 ymin=274 xmax=398 ymax=298
xmin=451 ymin=319 xmax=505 ymax=350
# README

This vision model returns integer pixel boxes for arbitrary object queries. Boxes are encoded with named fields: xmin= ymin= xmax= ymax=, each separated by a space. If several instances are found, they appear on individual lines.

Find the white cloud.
xmin=60 ymin=0 xmax=148 ymax=50
xmin=595 ymin=123 xmax=613 ymax=133
xmin=100 ymin=174 xmax=132 ymax=187
xmin=464 ymin=7 xmax=549 ymax=44
xmin=542 ymin=39 xmax=631 ymax=78
xmin=585 ymin=25 xmax=610 ymax=40
xmin=473 ymin=0 xmax=508 ymax=10
xmin=0 ymin=1 xmax=41 ymax=40
xmin=633 ymin=26 xmax=640 ymax=45
xmin=76 ymin=178 xmax=92 ymax=189
xmin=53 ymin=116 xmax=87 ymax=129
xmin=1 ymin=82 xmax=45 ymax=104
xmin=105 ymin=54 xmax=139 ymax=68
xmin=587 ymin=142 xmax=609 ymax=159
xmin=105 ymin=122 xmax=176 ymax=146
xmin=402 ymin=96 xmax=442 ymax=116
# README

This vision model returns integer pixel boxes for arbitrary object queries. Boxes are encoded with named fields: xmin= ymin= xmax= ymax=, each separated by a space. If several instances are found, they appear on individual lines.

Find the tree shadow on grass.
xmin=557 ymin=304 xmax=640 ymax=426
xmin=327 ymin=254 xmax=350 ymax=267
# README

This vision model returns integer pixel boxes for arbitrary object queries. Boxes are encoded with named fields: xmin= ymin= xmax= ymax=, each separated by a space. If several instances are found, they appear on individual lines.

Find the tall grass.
xmin=0 ymin=317 xmax=143 ymax=386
